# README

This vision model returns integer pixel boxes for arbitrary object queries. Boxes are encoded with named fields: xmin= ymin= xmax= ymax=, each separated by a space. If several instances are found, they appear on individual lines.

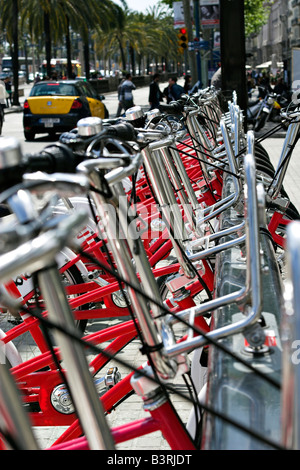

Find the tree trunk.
xmin=12 ymin=0 xmax=19 ymax=106
xmin=66 ymin=16 xmax=72 ymax=78
xmin=118 ymin=38 xmax=126 ymax=72
xmin=129 ymin=45 xmax=135 ymax=76
xmin=83 ymin=40 xmax=90 ymax=80
xmin=44 ymin=12 xmax=52 ymax=78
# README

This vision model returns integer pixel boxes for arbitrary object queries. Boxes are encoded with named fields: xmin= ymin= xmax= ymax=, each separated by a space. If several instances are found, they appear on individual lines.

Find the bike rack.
xmin=199 ymin=162 xmax=284 ymax=449
xmin=281 ymin=221 xmax=300 ymax=449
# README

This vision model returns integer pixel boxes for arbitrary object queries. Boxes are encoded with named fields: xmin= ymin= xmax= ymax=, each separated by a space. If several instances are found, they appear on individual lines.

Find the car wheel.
xmin=104 ymin=105 xmax=109 ymax=119
xmin=24 ymin=131 xmax=35 ymax=141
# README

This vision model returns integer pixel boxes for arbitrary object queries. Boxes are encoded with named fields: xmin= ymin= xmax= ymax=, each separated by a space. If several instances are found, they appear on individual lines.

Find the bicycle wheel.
xmin=25 ymin=264 xmax=88 ymax=334
xmin=254 ymin=111 xmax=269 ymax=132
xmin=255 ymin=157 xmax=275 ymax=173
xmin=255 ymin=141 xmax=270 ymax=159
xmin=0 ymin=264 xmax=89 ymax=367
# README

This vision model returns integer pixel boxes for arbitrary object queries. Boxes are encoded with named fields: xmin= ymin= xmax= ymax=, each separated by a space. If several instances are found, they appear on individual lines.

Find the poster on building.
xmin=173 ymin=1 xmax=193 ymax=29
xmin=200 ymin=1 xmax=219 ymax=28
xmin=214 ymin=30 xmax=220 ymax=48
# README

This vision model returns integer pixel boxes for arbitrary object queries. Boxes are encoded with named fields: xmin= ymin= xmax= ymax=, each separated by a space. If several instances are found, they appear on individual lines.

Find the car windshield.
xmin=30 ymin=83 xmax=78 ymax=97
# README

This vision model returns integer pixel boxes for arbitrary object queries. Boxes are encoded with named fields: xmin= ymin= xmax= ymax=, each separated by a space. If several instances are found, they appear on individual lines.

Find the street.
xmin=1 ymin=78 xmax=173 ymax=154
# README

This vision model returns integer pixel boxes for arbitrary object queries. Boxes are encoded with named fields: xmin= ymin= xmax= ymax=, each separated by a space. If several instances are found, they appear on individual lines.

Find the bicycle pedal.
xmin=94 ymin=367 xmax=122 ymax=396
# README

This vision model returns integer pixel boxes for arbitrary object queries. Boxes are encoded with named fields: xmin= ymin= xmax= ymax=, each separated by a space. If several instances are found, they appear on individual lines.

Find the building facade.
xmin=246 ymin=0 xmax=299 ymax=85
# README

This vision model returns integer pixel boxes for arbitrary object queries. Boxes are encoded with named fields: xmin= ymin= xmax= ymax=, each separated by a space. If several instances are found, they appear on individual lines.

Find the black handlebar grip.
xmin=103 ymin=122 xmax=138 ymax=141
xmin=25 ymin=143 xmax=83 ymax=174
xmin=158 ymin=101 xmax=185 ymax=114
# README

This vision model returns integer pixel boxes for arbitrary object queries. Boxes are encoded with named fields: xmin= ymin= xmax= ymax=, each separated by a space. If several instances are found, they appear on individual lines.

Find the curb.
xmin=4 ymin=106 xmax=23 ymax=114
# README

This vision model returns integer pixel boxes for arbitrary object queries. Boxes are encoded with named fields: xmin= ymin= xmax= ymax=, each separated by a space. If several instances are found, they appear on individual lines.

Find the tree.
xmin=12 ymin=0 xmax=20 ymax=105
xmin=93 ymin=2 xmax=177 ymax=75
xmin=0 ymin=0 xmax=21 ymax=105
xmin=244 ymin=0 xmax=272 ymax=37
xmin=20 ymin=0 xmax=113 ymax=79
xmin=161 ymin=0 xmax=271 ymax=37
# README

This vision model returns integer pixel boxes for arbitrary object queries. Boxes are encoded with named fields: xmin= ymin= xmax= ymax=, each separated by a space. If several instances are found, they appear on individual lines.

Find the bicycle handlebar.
xmin=158 ymin=100 xmax=185 ymax=114
xmin=25 ymin=143 xmax=83 ymax=174
xmin=0 ymin=210 xmax=88 ymax=282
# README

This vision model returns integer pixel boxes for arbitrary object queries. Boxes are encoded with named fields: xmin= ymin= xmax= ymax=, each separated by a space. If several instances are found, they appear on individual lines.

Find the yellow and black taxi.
xmin=23 ymin=79 xmax=109 ymax=140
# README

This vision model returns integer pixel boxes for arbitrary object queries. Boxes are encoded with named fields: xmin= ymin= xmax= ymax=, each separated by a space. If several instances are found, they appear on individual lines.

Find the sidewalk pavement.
xmin=4 ymin=83 xmax=28 ymax=114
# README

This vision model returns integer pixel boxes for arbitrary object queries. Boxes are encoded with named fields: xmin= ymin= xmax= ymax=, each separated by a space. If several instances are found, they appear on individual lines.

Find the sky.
xmin=112 ymin=0 xmax=166 ymax=13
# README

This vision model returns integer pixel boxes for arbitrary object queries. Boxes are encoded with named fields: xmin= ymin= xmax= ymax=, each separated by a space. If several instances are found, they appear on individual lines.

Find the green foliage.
xmin=244 ymin=0 xmax=272 ymax=36
xmin=93 ymin=2 xmax=179 ymax=71
xmin=161 ymin=0 xmax=272 ymax=37
xmin=160 ymin=0 xmax=173 ymax=7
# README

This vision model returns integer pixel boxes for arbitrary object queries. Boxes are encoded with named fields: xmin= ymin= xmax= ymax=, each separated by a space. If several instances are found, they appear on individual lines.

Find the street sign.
xmin=188 ymin=40 xmax=210 ymax=51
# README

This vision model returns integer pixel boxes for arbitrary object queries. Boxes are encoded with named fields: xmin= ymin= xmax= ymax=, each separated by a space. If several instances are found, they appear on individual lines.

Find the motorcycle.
xmin=247 ymin=85 xmax=289 ymax=132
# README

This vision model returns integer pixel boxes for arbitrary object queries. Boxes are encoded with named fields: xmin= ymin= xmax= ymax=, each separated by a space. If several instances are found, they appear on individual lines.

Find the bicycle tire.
xmin=24 ymin=264 xmax=88 ymax=334
xmin=254 ymin=111 xmax=269 ymax=132
xmin=255 ymin=142 xmax=270 ymax=159
xmin=254 ymin=152 xmax=272 ymax=166
xmin=255 ymin=157 xmax=275 ymax=173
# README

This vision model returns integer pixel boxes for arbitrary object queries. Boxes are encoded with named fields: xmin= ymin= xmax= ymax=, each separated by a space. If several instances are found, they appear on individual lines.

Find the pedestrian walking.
xmin=119 ymin=73 xmax=136 ymax=111
xmin=163 ymin=77 xmax=185 ymax=103
xmin=116 ymin=75 xmax=126 ymax=117
xmin=163 ymin=81 xmax=173 ymax=103
xmin=0 ymin=79 xmax=6 ymax=126
xmin=4 ymin=77 xmax=12 ymax=107
xmin=148 ymin=73 xmax=163 ymax=110
xmin=0 ymin=79 xmax=7 ymax=111
xmin=183 ymin=74 xmax=192 ymax=94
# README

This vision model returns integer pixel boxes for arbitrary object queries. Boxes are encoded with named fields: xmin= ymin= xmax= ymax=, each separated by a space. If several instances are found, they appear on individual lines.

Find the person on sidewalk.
xmin=0 ymin=79 xmax=7 ymax=111
xmin=119 ymin=73 xmax=136 ymax=111
xmin=183 ymin=74 xmax=192 ymax=94
xmin=163 ymin=81 xmax=173 ymax=103
xmin=4 ymin=77 xmax=12 ymax=107
xmin=148 ymin=73 xmax=163 ymax=110
xmin=0 ymin=79 xmax=6 ymax=126
xmin=163 ymin=77 xmax=185 ymax=103
xmin=116 ymin=75 xmax=126 ymax=117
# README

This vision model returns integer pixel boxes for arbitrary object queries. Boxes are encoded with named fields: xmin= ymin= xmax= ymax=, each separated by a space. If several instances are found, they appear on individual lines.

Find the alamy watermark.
xmin=87 ymin=195 xmax=205 ymax=242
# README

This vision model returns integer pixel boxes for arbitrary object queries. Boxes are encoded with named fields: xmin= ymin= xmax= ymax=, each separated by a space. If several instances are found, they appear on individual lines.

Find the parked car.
xmin=23 ymin=79 xmax=109 ymax=140
xmin=0 ymin=71 xmax=10 ymax=80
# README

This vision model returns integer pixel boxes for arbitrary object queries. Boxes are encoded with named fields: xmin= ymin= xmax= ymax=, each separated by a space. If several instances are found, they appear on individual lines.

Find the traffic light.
xmin=177 ymin=27 xmax=188 ymax=54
